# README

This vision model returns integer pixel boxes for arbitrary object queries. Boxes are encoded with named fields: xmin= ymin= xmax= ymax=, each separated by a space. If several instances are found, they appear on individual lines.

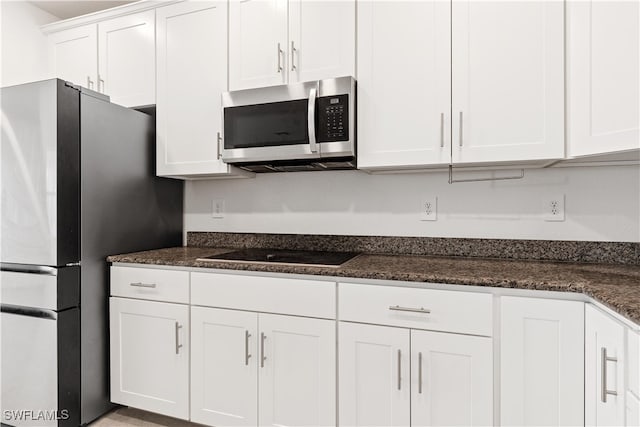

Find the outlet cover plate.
xmin=212 ymin=199 xmax=225 ymax=219
xmin=544 ymin=195 xmax=565 ymax=221
xmin=420 ymin=197 xmax=438 ymax=221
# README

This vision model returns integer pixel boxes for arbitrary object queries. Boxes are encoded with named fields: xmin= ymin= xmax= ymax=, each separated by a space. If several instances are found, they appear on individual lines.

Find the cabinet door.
xmin=411 ymin=330 xmax=492 ymax=426
xmin=567 ymin=1 xmax=640 ymax=157
xmin=339 ymin=322 xmax=410 ymax=427
xmin=288 ymin=0 xmax=355 ymax=83
xmin=585 ymin=305 xmax=626 ymax=426
xmin=357 ymin=1 xmax=451 ymax=169
xmin=156 ymin=0 xmax=232 ymax=176
xmin=48 ymin=25 xmax=97 ymax=90
xmin=501 ymin=297 xmax=584 ymax=426
xmin=229 ymin=0 xmax=288 ymax=90
xmin=98 ymin=10 xmax=155 ymax=107
xmin=258 ymin=313 xmax=336 ymax=426
xmin=109 ymin=297 xmax=189 ymax=419
xmin=451 ymin=1 xmax=564 ymax=164
xmin=191 ymin=307 xmax=258 ymax=426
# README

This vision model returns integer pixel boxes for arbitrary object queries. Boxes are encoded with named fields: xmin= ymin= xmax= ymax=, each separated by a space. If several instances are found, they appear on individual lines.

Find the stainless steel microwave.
xmin=221 ymin=76 xmax=355 ymax=172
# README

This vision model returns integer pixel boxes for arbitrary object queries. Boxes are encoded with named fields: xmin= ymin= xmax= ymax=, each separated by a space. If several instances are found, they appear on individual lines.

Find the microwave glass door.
xmin=224 ymin=99 xmax=309 ymax=149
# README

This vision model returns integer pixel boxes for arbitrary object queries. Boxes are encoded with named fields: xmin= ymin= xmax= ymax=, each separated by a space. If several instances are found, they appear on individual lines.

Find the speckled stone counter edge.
xmin=187 ymin=232 xmax=640 ymax=265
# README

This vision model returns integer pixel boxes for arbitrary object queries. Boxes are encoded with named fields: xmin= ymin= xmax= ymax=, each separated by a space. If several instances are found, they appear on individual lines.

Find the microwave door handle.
xmin=308 ymin=86 xmax=318 ymax=153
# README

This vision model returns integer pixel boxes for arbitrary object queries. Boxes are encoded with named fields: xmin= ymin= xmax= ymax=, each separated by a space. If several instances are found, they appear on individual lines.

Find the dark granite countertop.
xmin=108 ymin=246 xmax=640 ymax=326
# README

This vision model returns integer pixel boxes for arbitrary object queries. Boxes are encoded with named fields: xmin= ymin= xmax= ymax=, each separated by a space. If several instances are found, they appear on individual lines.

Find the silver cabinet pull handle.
xmin=291 ymin=41 xmax=297 ymax=71
xmin=98 ymin=75 xmax=105 ymax=93
xmin=389 ymin=305 xmax=431 ymax=314
xmin=217 ymin=132 xmax=222 ymax=160
xmin=459 ymin=111 xmax=463 ymax=147
xmin=418 ymin=351 xmax=423 ymax=394
xmin=260 ymin=332 xmax=267 ymax=367
xmin=397 ymin=349 xmax=402 ymax=390
xmin=277 ymin=43 xmax=283 ymax=73
xmin=130 ymin=282 xmax=156 ymax=288
xmin=440 ymin=113 xmax=445 ymax=148
xmin=245 ymin=330 xmax=252 ymax=366
xmin=87 ymin=76 xmax=94 ymax=89
xmin=175 ymin=322 xmax=183 ymax=355
xmin=601 ymin=347 xmax=618 ymax=402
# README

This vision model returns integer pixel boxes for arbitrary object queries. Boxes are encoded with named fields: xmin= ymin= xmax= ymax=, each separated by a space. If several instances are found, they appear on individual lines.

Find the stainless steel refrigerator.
xmin=0 ymin=79 xmax=183 ymax=426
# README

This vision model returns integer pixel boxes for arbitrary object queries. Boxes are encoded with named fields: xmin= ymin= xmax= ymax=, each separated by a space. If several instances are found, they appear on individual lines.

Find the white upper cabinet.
xmin=288 ymin=0 xmax=355 ymax=83
xmin=567 ymin=0 xmax=640 ymax=158
xmin=585 ymin=304 xmax=626 ymax=427
xmin=156 ymin=0 xmax=247 ymax=178
xmin=229 ymin=0 xmax=355 ymax=91
xmin=48 ymin=11 xmax=155 ymax=108
xmin=48 ymin=25 xmax=98 ymax=90
xmin=501 ymin=296 xmax=584 ymax=426
xmin=357 ymin=1 xmax=451 ymax=169
xmin=451 ymin=0 xmax=565 ymax=164
xmin=229 ymin=0 xmax=287 ymax=90
xmin=98 ymin=10 xmax=155 ymax=107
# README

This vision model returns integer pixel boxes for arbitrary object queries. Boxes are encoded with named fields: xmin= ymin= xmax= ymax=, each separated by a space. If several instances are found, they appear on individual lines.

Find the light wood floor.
xmin=89 ymin=407 xmax=201 ymax=427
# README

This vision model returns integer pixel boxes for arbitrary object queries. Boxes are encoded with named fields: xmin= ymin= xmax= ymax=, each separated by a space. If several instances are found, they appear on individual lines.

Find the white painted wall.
xmin=185 ymin=165 xmax=640 ymax=242
xmin=1 ymin=1 xmax=58 ymax=87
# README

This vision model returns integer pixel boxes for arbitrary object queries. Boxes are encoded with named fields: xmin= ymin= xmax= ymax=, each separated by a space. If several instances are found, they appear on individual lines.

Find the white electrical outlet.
xmin=544 ymin=195 xmax=565 ymax=221
xmin=420 ymin=197 xmax=438 ymax=221
xmin=212 ymin=199 xmax=225 ymax=219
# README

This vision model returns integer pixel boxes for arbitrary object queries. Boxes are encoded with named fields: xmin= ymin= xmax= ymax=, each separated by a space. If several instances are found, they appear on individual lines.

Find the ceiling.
xmin=30 ymin=1 xmax=136 ymax=20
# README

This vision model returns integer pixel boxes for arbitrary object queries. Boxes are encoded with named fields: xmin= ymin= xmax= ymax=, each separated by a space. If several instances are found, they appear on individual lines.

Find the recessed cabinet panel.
xmin=156 ymin=0 xmax=232 ymax=176
xmin=585 ymin=304 xmax=626 ymax=426
xmin=48 ymin=25 xmax=98 ymax=89
xmin=191 ymin=307 xmax=258 ymax=426
xmin=357 ymin=0 xmax=451 ymax=169
xmin=109 ymin=297 xmax=189 ymax=420
xmin=451 ymin=0 xmax=564 ymax=164
xmin=339 ymin=322 xmax=411 ymax=427
xmin=411 ymin=330 xmax=493 ymax=426
xmin=229 ymin=0 xmax=288 ymax=90
xmin=501 ymin=297 xmax=584 ymax=426
xmin=288 ymin=0 xmax=355 ymax=83
xmin=98 ymin=10 xmax=155 ymax=107
xmin=259 ymin=313 xmax=336 ymax=427
xmin=567 ymin=0 xmax=640 ymax=157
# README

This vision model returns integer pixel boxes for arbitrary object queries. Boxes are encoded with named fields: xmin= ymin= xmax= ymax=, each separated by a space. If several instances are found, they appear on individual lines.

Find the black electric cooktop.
xmin=197 ymin=248 xmax=361 ymax=268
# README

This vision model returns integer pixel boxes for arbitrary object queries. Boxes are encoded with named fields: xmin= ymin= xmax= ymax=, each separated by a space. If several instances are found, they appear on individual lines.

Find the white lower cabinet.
xmin=500 ymin=296 xmax=584 ymax=426
xmin=190 ymin=307 xmax=258 ymax=426
xmin=585 ymin=304 xmax=627 ymax=426
xmin=109 ymin=297 xmax=189 ymax=419
xmin=339 ymin=322 xmax=410 ymax=427
xmin=411 ymin=330 xmax=493 ymax=426
xmin=190 ymin=308 xmax=336 ymax=426
xmin=338 ymin=322 xmax=492 ymax=426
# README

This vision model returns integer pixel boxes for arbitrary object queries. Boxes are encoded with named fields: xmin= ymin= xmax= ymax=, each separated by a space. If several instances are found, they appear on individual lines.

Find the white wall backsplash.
xmin=185 ymin=165 xmax=640 ymax=242
xmin=1 ymin=1 xmax=58 ymax=87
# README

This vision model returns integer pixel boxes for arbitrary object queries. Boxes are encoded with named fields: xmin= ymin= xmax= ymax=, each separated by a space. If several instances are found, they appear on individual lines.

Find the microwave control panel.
xmin=317 ymin=94 xmax=349 ymax=142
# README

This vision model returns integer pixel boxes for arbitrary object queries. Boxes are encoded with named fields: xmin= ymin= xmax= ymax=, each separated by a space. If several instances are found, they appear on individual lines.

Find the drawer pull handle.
xmin=389 ymin=305 xmax=431 ymax=314
xmin=175 ymin=322 xmax=183 ymax=355
xmin=130 ymin=282 xmax=156 ymax=288
xmin=601 ymin=347 xmax=618 ymax=402
xmin=245 ymin=330 xmax=252 ymax=366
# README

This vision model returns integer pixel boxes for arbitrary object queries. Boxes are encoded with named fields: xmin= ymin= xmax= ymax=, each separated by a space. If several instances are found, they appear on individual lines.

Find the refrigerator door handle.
xmin=0 ymin=304 xmax=57 ymax=320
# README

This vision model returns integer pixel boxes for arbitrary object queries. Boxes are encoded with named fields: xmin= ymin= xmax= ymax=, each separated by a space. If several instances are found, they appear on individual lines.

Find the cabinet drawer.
xmin=191 ymin=273 xmax=335 ymax=319
xmin=110 ymin=266 xmax=189 ymax=303
xmin=339 ymin=283 xmax=493 ymax=336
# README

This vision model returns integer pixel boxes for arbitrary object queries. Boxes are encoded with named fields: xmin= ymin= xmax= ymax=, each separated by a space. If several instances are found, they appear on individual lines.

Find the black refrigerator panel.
xmin=78 ymin=93 xmax=183 ymax=424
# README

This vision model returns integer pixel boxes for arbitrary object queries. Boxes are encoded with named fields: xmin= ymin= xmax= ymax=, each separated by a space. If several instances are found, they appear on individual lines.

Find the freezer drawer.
xmin=0 ymin=265 xmax=79 ymax=310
